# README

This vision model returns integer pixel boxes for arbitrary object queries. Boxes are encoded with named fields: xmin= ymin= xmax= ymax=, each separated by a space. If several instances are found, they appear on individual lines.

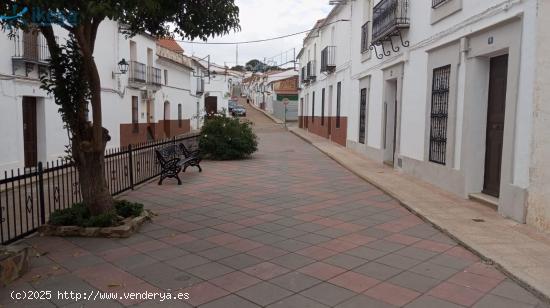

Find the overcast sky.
xmin=179 ymin=0 xmax=332 ymax=69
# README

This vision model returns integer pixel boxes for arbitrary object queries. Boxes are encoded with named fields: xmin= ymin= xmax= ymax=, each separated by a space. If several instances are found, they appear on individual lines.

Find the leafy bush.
xmin=49 ymin=200 xmax=144 ymax=227
xmin=115 ymin=200 xmax=144 ymax=218
xmin=199 ymin=114 xmax=258 ymax=160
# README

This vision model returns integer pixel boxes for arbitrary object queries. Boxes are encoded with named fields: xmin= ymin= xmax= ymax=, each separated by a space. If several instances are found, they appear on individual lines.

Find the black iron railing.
xmin=0 ymin=134 xmax=199 ymax=245
xmin=432 ymin=0 xmax=449 ymax=8
xmin=129 ymin=61 xmax=146 ymax=83
xmin=147 ymin=66 xmax=162 ymax=86
xmin=12 ymin=30 xmax=50 ymax=63
xmin=361 ymin=22 xmax=370 ymax=53
xmin=321 ymin=46 xmax=336 ymax=73
xmin=307 ymin=61 xmax=316 ymax=81
xmin=372 ymin=0 xmax=409 ymax=43
xmin=429 ymin=65 xmax=451 ymax=165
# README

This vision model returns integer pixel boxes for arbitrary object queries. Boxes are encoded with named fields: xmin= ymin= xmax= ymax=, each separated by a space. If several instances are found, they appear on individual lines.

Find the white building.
xmin=298 ymin=0 xmax=550 ymax=231
xmin=191 ymin=57 xmax=244 ymax=116
xmin=0 ymin=21 xmax=206 ymax=172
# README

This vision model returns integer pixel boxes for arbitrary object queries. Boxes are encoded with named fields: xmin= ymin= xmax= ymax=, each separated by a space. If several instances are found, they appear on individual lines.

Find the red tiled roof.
xmin=157 ymin=38 xmax=184 ymax=54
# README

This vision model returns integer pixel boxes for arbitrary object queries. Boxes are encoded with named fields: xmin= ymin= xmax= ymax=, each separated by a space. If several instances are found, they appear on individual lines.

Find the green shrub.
xmin=115 ymin=200 xmax=144 ymax=218
xmin=49 ymin=200 xmax=144 ymax=227
xmin=199 ymin=114 xmax=258 ymax=160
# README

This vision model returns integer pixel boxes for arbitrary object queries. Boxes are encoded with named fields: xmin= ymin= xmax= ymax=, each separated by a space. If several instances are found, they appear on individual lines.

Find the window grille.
xmin=429 ymin=65 xmax=451 ymax=165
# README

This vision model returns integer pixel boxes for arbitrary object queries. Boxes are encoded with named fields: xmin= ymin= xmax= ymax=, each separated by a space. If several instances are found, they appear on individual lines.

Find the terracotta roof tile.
xmin=157 ymin=38 xmax=184 ymax=54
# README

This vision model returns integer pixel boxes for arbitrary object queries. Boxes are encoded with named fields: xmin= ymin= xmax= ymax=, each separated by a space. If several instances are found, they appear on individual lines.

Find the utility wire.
xmin=176 ymin=19 xmax=349 ymax=45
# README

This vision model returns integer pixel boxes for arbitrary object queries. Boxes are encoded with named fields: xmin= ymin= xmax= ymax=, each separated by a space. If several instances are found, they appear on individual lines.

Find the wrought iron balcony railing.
xmin=12 ymin=29 xmax=50 ymax=63
xmin=301 ymin=66 xmax=308 ymax=83
xmin=432 ymin=0 xmax=449 ymax=8
xmin=372 ymin=0 xmax=409 ymax=43
xmin=147 ymin=66 xmax=162 ymax=86
xmin=361 ymin=22 xmax=370 ymax=53
xmin=129 ymin=61 xmax=146 ymax=83
xmin=321 ymin=46 xmax=336 ymax=73
xmin=307 ymin=60 xmax=316 ymax=81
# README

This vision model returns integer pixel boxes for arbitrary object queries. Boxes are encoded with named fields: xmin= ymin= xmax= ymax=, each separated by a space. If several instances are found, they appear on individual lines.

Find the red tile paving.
xmin=4 ymin=105 xmax=544 ymax=308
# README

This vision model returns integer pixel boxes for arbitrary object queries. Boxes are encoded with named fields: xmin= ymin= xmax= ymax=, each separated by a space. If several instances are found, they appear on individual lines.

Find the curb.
xmin=288 ymin=128 xmax=550 ymax=304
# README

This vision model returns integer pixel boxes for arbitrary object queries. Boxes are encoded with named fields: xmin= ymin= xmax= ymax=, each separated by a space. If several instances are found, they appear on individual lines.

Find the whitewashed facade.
xmin=0 ymin=20 xmax=206 ymax=172
xmin=299 ymin=0 xmax=550 ymax=231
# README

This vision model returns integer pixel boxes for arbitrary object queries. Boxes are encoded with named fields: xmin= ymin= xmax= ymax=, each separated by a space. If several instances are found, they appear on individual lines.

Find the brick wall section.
xmin=301 ymin=116 xmax=348 ymax=147
xmin=308 ymin=116 xmax=330 ymax=139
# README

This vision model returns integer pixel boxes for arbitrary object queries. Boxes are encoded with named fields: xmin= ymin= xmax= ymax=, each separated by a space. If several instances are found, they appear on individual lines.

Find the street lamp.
xmin=112 ymin=58 xmax=129 ymax=77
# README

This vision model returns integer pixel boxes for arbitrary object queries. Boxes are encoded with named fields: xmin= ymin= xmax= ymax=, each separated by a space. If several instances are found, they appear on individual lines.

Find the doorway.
xmin=205 ymin=96 xmax=218 ymax=116
xmin=483 ymin=54 xmax=508 ymax=198
xmin=22 ymin=97 xmax=38 ymax=167
xmin=328 ymin=85 xmax=333 ymax=137
xmin=383 ymin=79 xmax=398 ymax=166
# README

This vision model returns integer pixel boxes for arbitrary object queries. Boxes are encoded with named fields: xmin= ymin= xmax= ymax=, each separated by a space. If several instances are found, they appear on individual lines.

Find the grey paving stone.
xmin=336 ymin=294 xmax=398 ymax=308
xmin=473 ymin=294 xmax=536 ymax=308
xmin=409 ymin=261 xmax=459 ymax=280
xmin=388 ymin=271 xmax=442 ymax=293
xmin=232 ymin=228 xmax=268 ymax=239
xmin=165 ymin=254 xmax=211 ymax=270
xmin=428 ymin=254 xmax=474 ymax=270
xmin=359 ymin=228 xmax=394 ymax=239
xmin=218 ymin=253 xmax=263 ymax=270
xmin=300 ymin=282 xmax=357 ymax=307
xmin=186 ymin=262 xmax=235 ymax=280
xmin=188 ymin=228 xmax=224 ymax=239
xmin=177 ymin=240 xmax=217 ymax=253
xmin=271 ymin=253 xmax=316 ymax=270
xmin=145 ymin=246 xmax=189 ymax=261
xmin=394 ymin=246 xmax=439 ymax=261
xmin=112 ymin=253 xmax=158 ymax=270
xmin=346 ymin=246 xmax=389 ymax=260
xmin=401 ymin=224 xmax=440 ymax=239
xmin=294 ymin=233 xmax=332 ymax=245
xmin=61 ymin=254 xmax=107 ymax=271
xmin=314 ymin=227 xmax=351 ymax=238
xmin=251 ymin=233 xmax=287 ymax=245
xmin=490 ymin=280 xmax=541 ymax=305
xmin=271 ymin=239 xmax=312 ymax=252
xmin=197 ymin=247 xmax=240 ymax=260
xmin=353 ymin=262 xmax=404 ymax=281
xmin=404 ymin=295 xmax=465 ymax=308
xmin=253 ymin=222 xmax=287 ymax=232
xmin=323 ymin=253 xmax=368 ymax=270
xmin=272 ymin=228 xmax=309 ymax=238
xmin=366 ymin=240 xmax=406 ymax=253
xmin=199 ymin=295 xmax=260 ymax=308
xmin=293 ymin=222 xmax=326 ymax=232
xmin=267 ymin=294 xmax=329 ymax=308
xmin=375 ymin=253 xmax=423 ymax=270
xmin=237 ymin=282 xmax=293 ymax=306
xmin=269 ymin=271 xmax=322 ymax=292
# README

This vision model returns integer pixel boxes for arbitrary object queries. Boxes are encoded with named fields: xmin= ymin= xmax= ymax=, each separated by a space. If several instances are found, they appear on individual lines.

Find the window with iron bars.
xmin=432 ymin=0 xmax=449 ymax=8
xmin=429 ymin=65 xmax=451 ymax=165
xmin=361 ymin=22 xmax=370 ymax=53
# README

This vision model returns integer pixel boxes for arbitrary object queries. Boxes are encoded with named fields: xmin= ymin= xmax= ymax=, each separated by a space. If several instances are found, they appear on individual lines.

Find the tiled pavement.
xmin=2 ymin=106 xmax=547 ymax=308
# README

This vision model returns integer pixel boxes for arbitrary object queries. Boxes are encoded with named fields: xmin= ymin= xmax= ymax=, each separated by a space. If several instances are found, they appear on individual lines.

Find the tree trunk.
xmin=76 ymin=149 xmax=113 ymax=216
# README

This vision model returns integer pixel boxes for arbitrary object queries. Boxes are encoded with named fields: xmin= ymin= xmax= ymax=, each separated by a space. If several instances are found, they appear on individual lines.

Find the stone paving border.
xmin=289 ymin=127 xmax=550 ymax=304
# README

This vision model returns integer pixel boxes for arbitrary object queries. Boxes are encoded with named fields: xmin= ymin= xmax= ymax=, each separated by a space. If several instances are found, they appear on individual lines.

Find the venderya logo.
xmin=0 ymin=5 xmax=78 ymax=27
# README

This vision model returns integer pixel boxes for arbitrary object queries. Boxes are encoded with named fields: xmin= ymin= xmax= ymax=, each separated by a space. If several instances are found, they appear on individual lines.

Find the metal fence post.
xmin=37 ymin=162 xmax=46 ymax=225
xmin=128 ymin=144 xmax=135 ymax=190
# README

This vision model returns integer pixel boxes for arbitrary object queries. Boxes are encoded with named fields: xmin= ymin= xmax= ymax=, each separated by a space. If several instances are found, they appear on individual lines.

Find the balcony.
xmin=307 ymin=61 xmax=316 ymax=81
xmin=372 ymin=0 xmax=409 ymax=43
xmin=196 ymin=78 xmax=205 ymax=95
xmin=129 ymin=61 xmax=146 ymax=83
xmin=147 ymin=66 xmax=162 ymax=86
xmin=432 ymin=0 xmax=449 ymax=8
xmin=361 ymin=22 xmax=370 ymax=53
xmin=11 ymin=29 xmax=50 ymax=78
xmin=321 ymin=46 xmax=336 ymax=73
xmin=301 ymin=67 xmax=308 ymax=84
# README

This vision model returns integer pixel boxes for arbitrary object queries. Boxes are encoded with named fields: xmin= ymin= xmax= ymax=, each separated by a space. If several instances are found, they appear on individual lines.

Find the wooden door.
xmin=483 ymin=54 xmax=508 ymax=197
xmin=359 ymin=88 xmax=367 ymax=144
xmin=205 ymin=96 xmax=217 ymax=116
xmin=22 ymin=97 xmax=38 ymax=167
xmin=164 ymin=101 xmax=170 ymax=137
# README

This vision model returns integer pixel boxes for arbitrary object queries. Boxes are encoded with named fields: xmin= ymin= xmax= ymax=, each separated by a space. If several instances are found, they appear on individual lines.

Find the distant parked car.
xmin=232 ymin=106 xmax=247 ymax=117
xmin=228 ymin=101 xmax=238 ymax=112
